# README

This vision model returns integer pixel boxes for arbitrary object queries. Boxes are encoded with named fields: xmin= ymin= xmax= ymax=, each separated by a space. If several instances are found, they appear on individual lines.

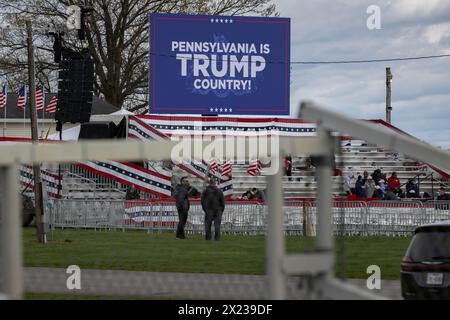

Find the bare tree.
xmin=0 ymin=0 xmax=277 ymax=114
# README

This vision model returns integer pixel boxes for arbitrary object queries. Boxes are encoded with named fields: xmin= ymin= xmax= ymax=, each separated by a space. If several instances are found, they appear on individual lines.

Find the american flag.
xmin=221 ymin=160 xmax=232 ymax=178
xmin=247 ymin=159 xmax=262 ymax=176
xmin=36 ymin=86 xmax=44 ymax=111
xmin=209 ymin=159 xmax=219 ymax=173
xmin=0 ymin=84 xmax=6 ymax=109
xmin=45 ymin=95 xmax=58 ymax=114
xmin=17 ymin=86 xmax=26 ymax=110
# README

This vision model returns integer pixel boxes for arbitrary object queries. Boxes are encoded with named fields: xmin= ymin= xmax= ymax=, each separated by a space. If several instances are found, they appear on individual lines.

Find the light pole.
xmin=386 ymin=67 xmax=393 ymax=124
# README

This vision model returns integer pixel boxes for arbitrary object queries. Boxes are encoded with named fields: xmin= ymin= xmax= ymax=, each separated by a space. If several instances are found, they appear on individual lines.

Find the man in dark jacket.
xmin=437 ymin=187 xmax=450 ymax=201
xmin=406 ymin=179 xmax=420 ymax=198
xmin=174 ymin=177 xmax=199 ymax=240
xmin=435 ymin=187 xmax=450 ymax=210
xmin=355 ymin=175 xmax=366 ymax=198
xmin=201 ymin=179 xmax=225 ymax=241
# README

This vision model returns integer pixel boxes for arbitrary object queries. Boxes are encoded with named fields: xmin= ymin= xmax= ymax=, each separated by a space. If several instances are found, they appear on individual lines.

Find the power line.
xmin=1 ymin=25 xmax=450 ymax=65
xmin=291 ymin=54 xmax=450 ymax=65
xmin=149 ymin=52 xmax=450 ymax=65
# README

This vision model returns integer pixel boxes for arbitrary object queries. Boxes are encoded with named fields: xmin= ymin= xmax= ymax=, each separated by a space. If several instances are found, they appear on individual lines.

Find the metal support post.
xmin=315 ymin=125 xmax=334 ymax=254
xmin=266 ymin=156 xmax=286 ymax=299
xmin=0 ymin=165 xmax=23 ymax=300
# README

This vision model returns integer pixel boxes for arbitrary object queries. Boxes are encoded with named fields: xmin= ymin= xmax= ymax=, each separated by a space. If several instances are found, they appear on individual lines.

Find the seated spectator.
xmin=344 ymin=172 xmax=354 ymax=196
xmin=436 ymin=187 xmax=450 ymax=201
xmin=241 ymin=189 xmax=252 ymax=200
xmin=384 ymin=187 xmax=399 ymax=201
xmin=372 ymin=186 xmax=383 ymax=199
xmin=378 ymin=179 xmax=386 ymax=196
xmin=362 ymin=171 xmax=369 ymax=185
xmin=364 ymin=176 xmax=376 ymax=198
xmin=372 ymin=169 xmax=386 ymax=185
xmin=406 ymin=180 xmax=420 ymax=198
xmin=251 ymin=188 xmax=265 ymax=201
xmin=355 ymin=175 xmax=366 ymax=198
xmin=387 ymin=172 xmax=401 ymax=195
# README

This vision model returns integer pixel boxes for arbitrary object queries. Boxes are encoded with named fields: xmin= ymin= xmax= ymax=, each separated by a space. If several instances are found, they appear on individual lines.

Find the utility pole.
xmin=386 ymin=67 xmax=393 ymax=124
xmin=26 ymin=20 xmax=45 ymax=244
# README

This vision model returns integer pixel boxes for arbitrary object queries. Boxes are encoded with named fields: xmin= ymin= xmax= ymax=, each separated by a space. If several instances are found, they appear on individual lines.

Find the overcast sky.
xmin=273 ymin=0 xmax=450 ymax=148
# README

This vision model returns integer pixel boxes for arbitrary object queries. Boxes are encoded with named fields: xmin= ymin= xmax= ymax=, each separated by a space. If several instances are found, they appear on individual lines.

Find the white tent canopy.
xmin=47 ymin=125 xmax=81 ymax=141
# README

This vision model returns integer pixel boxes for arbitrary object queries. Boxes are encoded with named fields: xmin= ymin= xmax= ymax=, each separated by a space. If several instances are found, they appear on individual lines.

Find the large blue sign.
xmin=149 ymin=13 xmax=290 ymax=116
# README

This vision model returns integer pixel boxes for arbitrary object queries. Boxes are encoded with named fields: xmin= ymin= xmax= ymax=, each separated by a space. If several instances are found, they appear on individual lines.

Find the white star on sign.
xmin=210 ymin=108 xmax=214 ymax=112
xmin=220 ymin=19 xmax=223 ymax=23
xmin=215 ymin=19 xmax=219 ymax=23
xmin=215 ymin=108 xmax=219 ymax=112
xmin=230 ymin=19 xmax=233 ymax=23
xmin=210 ymin=19 xmax=214 ymax=23
xmin=225 ymin=19 xmax=228 ymax=23
xmin=220 ymin=108 xmax=223 ymax=112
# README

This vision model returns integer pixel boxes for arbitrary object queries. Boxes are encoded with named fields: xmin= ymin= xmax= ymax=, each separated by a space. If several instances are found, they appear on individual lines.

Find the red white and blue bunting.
xmin=77 ymin=161 xmax=173 ymax=198
xmin=19 ymin=166 xmax=62 ymax=199
xmin=135 ymin=115 xmax=317 ymax=137
xmin=129 ymin=116 xmax=234 ymax=197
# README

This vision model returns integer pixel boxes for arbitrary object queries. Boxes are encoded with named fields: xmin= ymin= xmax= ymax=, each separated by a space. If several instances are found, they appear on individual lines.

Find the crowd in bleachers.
xmin=343 ymin=168 xmax=449 ymax=201
xmin=239 ymin=188 xmax=265 ymax=201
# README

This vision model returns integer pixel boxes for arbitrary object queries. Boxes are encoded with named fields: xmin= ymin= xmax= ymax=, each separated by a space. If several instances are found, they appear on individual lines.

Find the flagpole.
xmin=3 ymin=102 xmax=6 ymax=137
xmin=2 ymin=107 xmax=4 ymax=137
xmin=3 ymin=85 xmax=6 ymax=136
xmin=41 ymin=91 xmax=45 ymax=138
xmin=23 ymin=98 xmax=26 ymax=135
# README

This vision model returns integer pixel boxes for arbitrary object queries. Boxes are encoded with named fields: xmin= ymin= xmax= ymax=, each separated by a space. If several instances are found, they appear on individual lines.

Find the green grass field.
xmin=23 ymin=228 xmax=411 ymax=280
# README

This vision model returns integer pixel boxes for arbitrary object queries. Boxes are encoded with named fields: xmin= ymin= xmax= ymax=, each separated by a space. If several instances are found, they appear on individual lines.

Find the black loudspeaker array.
xmin=56 ymin=49 xmax=94 ymax=124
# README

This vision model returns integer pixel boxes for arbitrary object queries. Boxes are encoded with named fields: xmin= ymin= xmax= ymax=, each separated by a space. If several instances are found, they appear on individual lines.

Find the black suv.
xmin=401 ymin=221 xmax=450 ymax=300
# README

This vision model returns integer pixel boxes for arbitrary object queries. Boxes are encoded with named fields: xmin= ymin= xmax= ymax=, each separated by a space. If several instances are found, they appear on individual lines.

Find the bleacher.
xmin=178 ymin=139 xmax=444 ymax=199
xmin=56 ymin=139 xmax=446 ymax=201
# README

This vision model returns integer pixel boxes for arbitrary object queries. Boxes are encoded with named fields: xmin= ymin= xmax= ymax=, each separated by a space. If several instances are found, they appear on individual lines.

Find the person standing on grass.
xmin=201 ymin=179 xmax=225 ymax=241
xmin=174 ymin=177 xmax=199 ymax=240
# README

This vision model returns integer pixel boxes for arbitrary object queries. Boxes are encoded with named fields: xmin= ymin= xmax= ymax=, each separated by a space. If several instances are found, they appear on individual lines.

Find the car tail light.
xmin=401 ymin=257 xmax=417 ymax=271
xmin=401 ymin=257 xmax=450 ymax=272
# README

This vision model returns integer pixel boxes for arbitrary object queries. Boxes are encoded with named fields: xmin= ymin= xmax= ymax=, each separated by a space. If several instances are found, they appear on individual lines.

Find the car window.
xmin=406 ymin=231 xmax=450 ymax=261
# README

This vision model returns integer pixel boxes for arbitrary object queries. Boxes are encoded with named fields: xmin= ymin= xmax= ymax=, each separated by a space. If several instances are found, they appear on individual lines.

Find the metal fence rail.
xmin=48 ymin=199 xmax=450 ymax=236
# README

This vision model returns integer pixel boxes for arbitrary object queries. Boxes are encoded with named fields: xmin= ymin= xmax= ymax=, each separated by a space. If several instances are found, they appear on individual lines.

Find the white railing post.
xmin=312 ymin=125 xmax=337 ymax=298
xmin=315 ymin=125 xmax=335 ymax=255
xmin=266 ymin=156 xmax=286 ymax=299
xmin=0 ymin=164 xmax=23 ymax=300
